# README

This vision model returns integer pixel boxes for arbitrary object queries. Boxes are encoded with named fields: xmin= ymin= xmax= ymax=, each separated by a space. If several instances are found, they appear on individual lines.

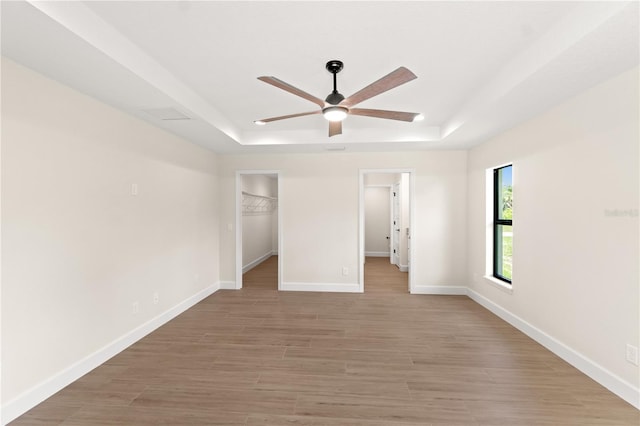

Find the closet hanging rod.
xmin=242 ymin=191 xmax=277 ymax=200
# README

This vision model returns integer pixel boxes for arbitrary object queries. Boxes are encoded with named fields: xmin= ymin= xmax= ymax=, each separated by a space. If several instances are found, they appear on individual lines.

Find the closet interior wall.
xmin=241 ymin=174 xmax=278 ymax=272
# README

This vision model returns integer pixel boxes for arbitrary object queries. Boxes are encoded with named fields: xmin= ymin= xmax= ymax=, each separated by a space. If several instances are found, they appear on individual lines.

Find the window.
xmin=493 ymin=165 xmax=512 ymax=283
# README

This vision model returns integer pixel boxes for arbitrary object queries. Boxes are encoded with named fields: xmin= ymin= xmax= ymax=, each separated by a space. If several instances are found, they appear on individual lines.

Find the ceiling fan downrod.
xmin=325 ymin=60 xmax=345 ymax=105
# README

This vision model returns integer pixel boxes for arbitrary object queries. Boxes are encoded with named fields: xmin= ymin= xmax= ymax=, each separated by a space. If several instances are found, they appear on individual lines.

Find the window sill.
xmin=483 ymin=276 xmax=513 ymax=294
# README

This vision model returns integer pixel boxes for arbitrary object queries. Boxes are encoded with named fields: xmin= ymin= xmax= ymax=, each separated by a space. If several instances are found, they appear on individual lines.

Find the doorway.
xmin=359 ymin=170 xmax=414 ymax=293
xmin=235 ymin=171 xmax=281 ymax=290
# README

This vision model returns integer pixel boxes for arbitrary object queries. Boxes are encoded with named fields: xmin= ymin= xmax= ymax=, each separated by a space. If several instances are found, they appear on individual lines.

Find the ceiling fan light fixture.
xmin=323 ymin=106 xmax=348 ymax=122
xmin=413 ymin=114 xmax=424 ymax=122
xmin=256 ymin=60 xmax=418 ymax=136
xmin=254 ymin=120 xmax=266 ymax=125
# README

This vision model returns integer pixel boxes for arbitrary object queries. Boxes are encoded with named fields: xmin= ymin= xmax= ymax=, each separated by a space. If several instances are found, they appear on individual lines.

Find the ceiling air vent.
xmin=142 ymin=107 xmax=191 ymax=121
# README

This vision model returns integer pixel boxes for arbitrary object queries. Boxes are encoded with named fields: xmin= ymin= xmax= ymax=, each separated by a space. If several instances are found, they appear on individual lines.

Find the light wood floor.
xmin=363 ymin=256 xmax=408 ymax=294
xmin=11 ymin=256 xmax=638 ymax=425
xmin=242 ymin=256 xmax=409 ymax=293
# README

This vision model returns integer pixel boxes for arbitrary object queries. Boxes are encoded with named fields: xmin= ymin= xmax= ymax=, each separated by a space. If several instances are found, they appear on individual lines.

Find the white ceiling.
xmin=2 ymin=1 xmax=638 ymax=154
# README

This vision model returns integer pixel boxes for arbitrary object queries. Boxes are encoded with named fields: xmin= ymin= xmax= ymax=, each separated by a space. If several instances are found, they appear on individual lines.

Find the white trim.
xmin=242 ymin=251 xmax=274 ymax=273
xmin=483 ymin=275 xmax=514 ymax=294
xmin=281 ymin=282 xmax=361 ymax=293
xmin=391 ymin=182 xmax=400 ymax=267
xmin=365 ymin=251 xmax=390 ymax=257
xmin=235 ymin=171 xmax=242 ymax=289
xmin=219 ymin=281 xmax=238 ymax=290
xmin=398 ymin=264 xmax=409 ymax=272
xmin=485 ymin=168 xmax=494 ymax=277
xmin=411 ymin=285 xmax=468 ymax=295
xmin=467 ymin=288 xmax=640 ymax=410
xmin=1 ymin=283 xmax=219 ymax=425
xmin=358 ymin=171 xmax=365 ymax=292
xmin=389 ymin=187 xmax=394 ymax=265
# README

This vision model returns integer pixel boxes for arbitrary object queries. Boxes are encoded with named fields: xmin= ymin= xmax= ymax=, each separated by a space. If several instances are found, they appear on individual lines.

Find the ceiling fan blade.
xmin=341 ymin=67 xmax=417 ymax=108
xmin=256 ymin=110 xmax=321 ymax=123
xmin=349 ymin=108 xmax=420 ymax=122
xmin=258 ymin=76 xmax=326 ymax=108
xmin=329 ymin=120 xmax=342 ymax=137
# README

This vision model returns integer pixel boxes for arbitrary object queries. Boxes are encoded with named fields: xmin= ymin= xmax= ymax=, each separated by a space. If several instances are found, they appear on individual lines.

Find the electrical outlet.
xmin=342 ymin=267 xmax=349 ymax=276
xmin=626 ymin=344 xmax=638 ymax=366
xmin=131 ymin=183 xmax=138 ymax=196
xmin=153 ymin=293 xmax=159 ymax=305
xmin=132 ymin=301 xmax=139 ymax=315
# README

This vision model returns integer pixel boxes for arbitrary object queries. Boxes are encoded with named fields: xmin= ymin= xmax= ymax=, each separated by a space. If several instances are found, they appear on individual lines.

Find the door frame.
xmin=235 ymin=170 xmax=282 ymax=290
xmin=359 ymin=169 xmax=415 ymax=293
xmin=391 ymin=182 xmax=400 ymax=266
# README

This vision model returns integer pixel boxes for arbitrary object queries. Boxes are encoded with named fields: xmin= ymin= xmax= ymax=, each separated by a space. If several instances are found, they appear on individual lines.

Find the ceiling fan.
xmin=255 ymin=60 xmax=420 ymax=137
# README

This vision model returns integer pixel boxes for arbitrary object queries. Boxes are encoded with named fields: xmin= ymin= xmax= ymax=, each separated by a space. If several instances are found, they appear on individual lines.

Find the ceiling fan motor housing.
xmin=325 ymin=92 xmax=345 ymax=105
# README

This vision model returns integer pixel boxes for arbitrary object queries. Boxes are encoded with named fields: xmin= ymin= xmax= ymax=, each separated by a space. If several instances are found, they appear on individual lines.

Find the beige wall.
xmin=1 ymin=59 xmax=220 ymax=403
xmin=467 ymin=67 xmax=639 ymax=391
xmin=364 ymin=186 xmax=391 ymax=256
xmin=218 ymin=151 xmax=468 ymax=290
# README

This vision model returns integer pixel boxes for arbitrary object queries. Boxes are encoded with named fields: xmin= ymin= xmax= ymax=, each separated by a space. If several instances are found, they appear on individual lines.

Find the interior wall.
xmin=364 ymin=173 xmax=399 ymax=186
xmin=241 ymin=174 xmax=278 ymax=271
xmin=218 ymin=151 xmax=467 ymax=291
xmin=467 ymin=67 xmax=639 ymax=395
xmin=1 ymin=59 xmax=220 ymax=405
xmin=364 ymin=186 xmax=390 ymax=256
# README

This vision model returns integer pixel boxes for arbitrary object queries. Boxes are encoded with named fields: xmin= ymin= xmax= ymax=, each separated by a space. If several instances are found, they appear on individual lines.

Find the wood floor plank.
xmin=9 ymin=256 xmax=638 ymax=425
xmin=294 ymin=393 xmax=477 ymax=424
xmin=246 ymin=413 xmax=419 ymax=425
xmin=130 ymin=386 xmax=297 ymax=416
xmin=61 ymin=406 xmax=248 ymax=425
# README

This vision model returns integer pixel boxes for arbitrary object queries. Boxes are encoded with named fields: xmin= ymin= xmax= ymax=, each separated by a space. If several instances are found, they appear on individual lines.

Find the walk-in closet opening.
xmin=236 ymin=171 xmax=281 ymax=290
xmin=360 ymin=170 xmax=413 ymax=293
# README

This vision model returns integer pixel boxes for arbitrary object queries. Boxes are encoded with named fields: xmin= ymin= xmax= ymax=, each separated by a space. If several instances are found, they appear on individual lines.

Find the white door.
xmin=392 ymin=183 xmax=400 ymax=266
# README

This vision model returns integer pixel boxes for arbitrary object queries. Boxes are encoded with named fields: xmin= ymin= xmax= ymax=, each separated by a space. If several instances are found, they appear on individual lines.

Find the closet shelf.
xmin=242 ymin=191 xmax=278 ymax=214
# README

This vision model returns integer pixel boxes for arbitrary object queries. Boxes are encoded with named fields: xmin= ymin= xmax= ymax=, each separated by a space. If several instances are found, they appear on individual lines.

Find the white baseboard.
xmin=411 ymin=285 xmax=467 ymax=295
xmin=282 ymin=282 xmax=361 ymax=293
xmin=365 ymin=251 xmax=390 ymax=257
xmin=399 ymin=264 xmax=408 ymax=272
xmin=219 ymin=281 xmax=238 ymax=290
xmin=467 ymin=288 xmax=640 ymax=410
xmin=242 ymin=251 xmax=273 ymax=273
xmin=1 ymin=283 xmax=220 ymax=425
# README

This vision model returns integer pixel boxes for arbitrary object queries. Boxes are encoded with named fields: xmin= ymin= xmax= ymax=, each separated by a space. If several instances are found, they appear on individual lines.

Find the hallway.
xmin=364 ymin=256 xmax=408 ymax=293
